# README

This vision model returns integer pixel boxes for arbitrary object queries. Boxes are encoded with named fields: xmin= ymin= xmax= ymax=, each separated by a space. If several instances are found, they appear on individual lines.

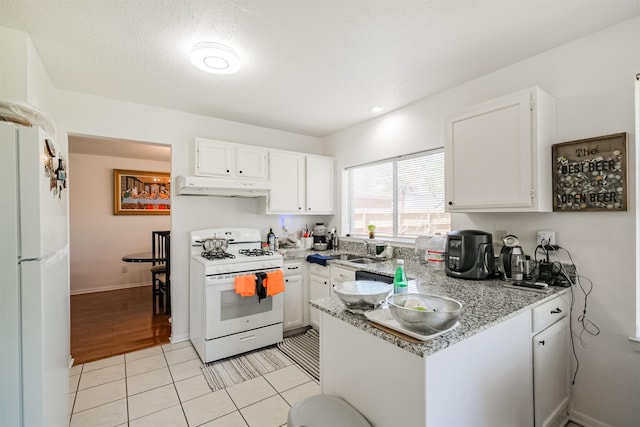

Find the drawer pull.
xmin=539 ymin=340 xmax=545 ymax=345
xmin=550 ymin=308 xmax=562 ymax=314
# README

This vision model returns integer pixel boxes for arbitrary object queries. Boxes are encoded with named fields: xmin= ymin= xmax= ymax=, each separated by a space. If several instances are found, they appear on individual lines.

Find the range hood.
xmin=175 ymin=175 xmax=270 ymax=197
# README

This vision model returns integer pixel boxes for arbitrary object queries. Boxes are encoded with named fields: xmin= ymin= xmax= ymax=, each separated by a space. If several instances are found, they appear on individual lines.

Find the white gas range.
xmin=189 ymin=228 xmax=284 ymax=364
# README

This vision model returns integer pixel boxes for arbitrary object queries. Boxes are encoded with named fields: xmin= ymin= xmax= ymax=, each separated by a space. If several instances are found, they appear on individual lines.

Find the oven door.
xmin=205 ymin=270 xmax=284 ymax=340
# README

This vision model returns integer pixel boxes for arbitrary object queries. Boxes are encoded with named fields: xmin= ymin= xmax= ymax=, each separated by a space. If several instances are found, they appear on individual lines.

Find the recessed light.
xmin=190 ymin=42 xmax=241 ymax=74
xmin=371 ymin=106 xmax=383 ymax=113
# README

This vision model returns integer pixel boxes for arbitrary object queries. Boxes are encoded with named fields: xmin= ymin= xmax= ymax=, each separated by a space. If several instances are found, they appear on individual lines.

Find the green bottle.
xmin=393 ymin=259 xmax=408 ymax=294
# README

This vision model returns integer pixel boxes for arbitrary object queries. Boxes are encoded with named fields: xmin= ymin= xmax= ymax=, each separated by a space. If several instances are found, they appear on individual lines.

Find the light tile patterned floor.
xmin=68 ymin=341 xmax=320 ymax=427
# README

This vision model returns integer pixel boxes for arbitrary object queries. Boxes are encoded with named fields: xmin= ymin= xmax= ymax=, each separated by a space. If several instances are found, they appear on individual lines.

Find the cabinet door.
xmin=195 ymin=139 xmax=234 ymax=177
xmin=533 ymin=317 xmax=570 ymax=427
xmin=268 ymin=151 xmax=305 ymax=213
xmin=446 ymin=90 xmax=533 ymax=210
xmin=309 ymin=274 xmax=330 ymax=329
xmin=305 ymin=155 xmax=335 ymax=214
xmin=330 ymin=265 xmax=355 ymax=285
xmin=236 ymin=145 xmax=267 ymax=179
xmin=283 ymin=275 xmax=304 ymax=331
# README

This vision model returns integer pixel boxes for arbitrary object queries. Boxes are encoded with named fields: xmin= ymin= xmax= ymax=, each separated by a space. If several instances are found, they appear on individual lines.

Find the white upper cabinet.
xmin=305 ymin=155 xmax=335 ymax=214
xmin=195 ymin=138 xmax=267 ymax=180
xmin=267 ymin=151 xmax=335 ymax=214
xmin=268 ymin=150 xmax=306 ymax=213
xmin=445 ymin=87 xmax=555 ymax=212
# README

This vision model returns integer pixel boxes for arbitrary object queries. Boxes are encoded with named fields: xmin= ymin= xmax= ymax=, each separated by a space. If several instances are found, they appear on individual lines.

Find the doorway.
xmin=68 ymin=134 xmax=172 ymax=364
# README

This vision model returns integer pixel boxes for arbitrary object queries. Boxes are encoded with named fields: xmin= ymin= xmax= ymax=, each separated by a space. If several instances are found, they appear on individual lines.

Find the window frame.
xmin=345 ymin=148 xmax=450 ymax=241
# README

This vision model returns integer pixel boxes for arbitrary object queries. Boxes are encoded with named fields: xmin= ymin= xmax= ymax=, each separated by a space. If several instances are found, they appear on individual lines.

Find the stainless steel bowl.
xmin=385 ymin=293 xmax=462 ymax=333
xmin=333 ymin=280 xmax=393 ymax=310
xmin=313 ymin=243 xmax=328 ymax=251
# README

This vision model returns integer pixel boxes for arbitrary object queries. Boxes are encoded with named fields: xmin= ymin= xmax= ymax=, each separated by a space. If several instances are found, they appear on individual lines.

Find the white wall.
xmin=51 ymin=90 xmax=333 ymax=344
xmin=68 ymin=152 xmax=171 ymax=294
xmin=323 ymin=16 xmax=640 ymax=427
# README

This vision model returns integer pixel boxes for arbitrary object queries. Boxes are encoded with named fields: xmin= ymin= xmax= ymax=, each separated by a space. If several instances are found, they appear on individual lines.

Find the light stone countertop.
xmin=309 ymin=254 xmax=570 ymax=358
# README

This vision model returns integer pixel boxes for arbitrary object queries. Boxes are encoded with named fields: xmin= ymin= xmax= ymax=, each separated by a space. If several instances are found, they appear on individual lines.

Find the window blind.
xmin=347 ymin=149 xmax=450 ymax=238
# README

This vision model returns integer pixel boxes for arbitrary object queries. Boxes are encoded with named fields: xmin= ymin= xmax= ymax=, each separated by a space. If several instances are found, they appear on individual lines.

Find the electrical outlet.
xmin=493 ymin=229 xmax=508 ymax=245
xmin=121 ymin=266 xmax=128 ymax=273
xmin=537 ymin=230 xmax=556 ymax=247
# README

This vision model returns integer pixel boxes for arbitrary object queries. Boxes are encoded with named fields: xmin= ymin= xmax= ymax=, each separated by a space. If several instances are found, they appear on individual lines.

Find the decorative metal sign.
xmin=552 ymin=133 xmax=627 ymax=211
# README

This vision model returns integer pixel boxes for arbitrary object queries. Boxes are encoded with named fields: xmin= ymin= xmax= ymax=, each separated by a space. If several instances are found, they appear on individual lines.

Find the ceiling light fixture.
xmin=190 ymin=42 xmax=241 ymax=75
xmin=371 ymin=106 xmax=383 ymax=113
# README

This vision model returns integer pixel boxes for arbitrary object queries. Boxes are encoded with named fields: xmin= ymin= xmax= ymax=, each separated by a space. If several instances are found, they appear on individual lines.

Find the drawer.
xmin=283 ymin=261 xmax=303 ymax=276
xmin=308 ymin=263 xmax=330 ymax=278
xmin=532 ymin=294 xmax=569 ymax=334
xmin=330 ymin=265 xmax=356 ymax=283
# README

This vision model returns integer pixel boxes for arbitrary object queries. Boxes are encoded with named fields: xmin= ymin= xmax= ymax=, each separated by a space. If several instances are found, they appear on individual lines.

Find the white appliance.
xmin=175 ymin=175 xmax=271 ymax=197
xmin=0 ymin=119 xmax=70 ymax=427
xmin=189 ymin=228 xmax=284 ymax=363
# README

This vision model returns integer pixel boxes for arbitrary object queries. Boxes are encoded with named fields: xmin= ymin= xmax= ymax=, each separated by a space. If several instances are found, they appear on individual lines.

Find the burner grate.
xmin=239 ymin=249 xmax=273 ymax=257
xmin=201 ymin=250 xmax=236 ymax=261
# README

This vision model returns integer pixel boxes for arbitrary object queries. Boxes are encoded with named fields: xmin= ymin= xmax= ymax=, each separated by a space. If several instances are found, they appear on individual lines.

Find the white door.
xmin=309 ymin=274 xmax=330 ymax=329
xmin=20 ymin=250 xmax=70 ymax=427
xmin=283 ymin=275 xmax=304 ymax=331
xmin=205 ymin=279 xmax=283 ymax=339
xmin=236 ymin=146 xmax=267 ymax=179
xmin=446 ymin=90 xmax=533 ymax=210
xmin=268 ymin=151 xmax=305 ymax=213
xmin=18 ymin=126 xmax=68 ymax=257
xmin=306 ymin=155 xmax=335 ymax=213
xmin=533 ymin=317 xmax=570 ymax=427
xmin=195 ymin=139 xmax=234 ymax=177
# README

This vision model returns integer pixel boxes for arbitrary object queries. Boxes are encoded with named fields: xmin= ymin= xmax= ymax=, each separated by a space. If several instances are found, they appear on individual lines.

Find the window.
xmin=346 ymin=149 xmax=451 ymax=239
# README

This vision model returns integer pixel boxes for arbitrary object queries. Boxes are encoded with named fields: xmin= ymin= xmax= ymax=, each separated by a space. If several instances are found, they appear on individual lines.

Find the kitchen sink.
xmin=331 ymin=253 xmax=388 ymax=264
xmin=348 ymin=257 xmax=386 ymax=264
xmin=332 ymin=253 xmax=365 ymax=261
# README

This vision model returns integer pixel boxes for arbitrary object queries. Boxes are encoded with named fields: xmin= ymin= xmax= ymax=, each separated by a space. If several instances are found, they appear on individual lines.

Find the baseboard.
xmin=70 ymin=282 xmax=150 ymax=295
xmin=569 ymin=409 xmax=613 ymax=427
xmin=171 ymin=333 xmax=190 ymax=344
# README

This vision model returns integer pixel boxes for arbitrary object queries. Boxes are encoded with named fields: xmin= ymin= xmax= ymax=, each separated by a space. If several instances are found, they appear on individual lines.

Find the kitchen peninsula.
xmin=312 ymin=260 xmax=571 ymax=427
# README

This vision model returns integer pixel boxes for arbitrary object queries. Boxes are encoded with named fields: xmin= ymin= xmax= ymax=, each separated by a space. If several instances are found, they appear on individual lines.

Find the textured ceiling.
xmin=1 ymin=1 xmax=639 ymax=138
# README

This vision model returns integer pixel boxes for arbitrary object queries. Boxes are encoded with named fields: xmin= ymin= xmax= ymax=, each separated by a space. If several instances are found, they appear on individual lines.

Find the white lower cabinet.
xmin=330 ymin=265 xmax=355 ymax=286
xmin=532 ymin=294 xmax=570 ymax=427
xmin=283 ymin=261 xmax=304 ymax=331
xmin=308 ymin=263 xmax=330 ymax=329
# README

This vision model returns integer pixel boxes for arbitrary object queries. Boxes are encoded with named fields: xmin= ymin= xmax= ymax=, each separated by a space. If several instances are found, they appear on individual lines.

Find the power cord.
xmin=545 ymin=245 xmax=600 ymax=385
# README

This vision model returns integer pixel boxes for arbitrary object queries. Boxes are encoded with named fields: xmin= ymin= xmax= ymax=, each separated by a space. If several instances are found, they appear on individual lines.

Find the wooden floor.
xmin=70 ymin=285 xmax=171 ymax=365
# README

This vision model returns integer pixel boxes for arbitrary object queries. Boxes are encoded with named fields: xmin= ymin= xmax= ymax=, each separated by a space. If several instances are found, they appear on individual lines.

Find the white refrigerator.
xmin=0 ymin=122 xmax=70 ymax=427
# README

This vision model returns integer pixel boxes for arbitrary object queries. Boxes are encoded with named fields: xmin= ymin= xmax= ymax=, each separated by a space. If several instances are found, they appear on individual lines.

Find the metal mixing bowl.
xmin=333 ymin=280 xmax=393 ymax=310
xmin=385 ymin=293 xmax=462 ymax=333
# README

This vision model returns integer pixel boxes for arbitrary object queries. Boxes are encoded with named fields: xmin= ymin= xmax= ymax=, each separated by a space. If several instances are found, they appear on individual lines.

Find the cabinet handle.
xmin=287 ymin=266 xmax=300 ymax=270
xmin=285 ymin=279 xmax=289 ymax=282
xmin=448 ymin=201 xmax=453 ymax=206
xmin=308 ymin=208 xmax=311 ymax=211
xmin=298 ymin=207 xmax=302 ymax=210
xmin=550 ymin=308 xmax=562 ymax=314
xmin=239 ymin=170 xmax=243 ymax=174
xmin=539 ymin=340 xmax=545 ymax=345
xmin=226 ymin=169 xmax=230 ymax=173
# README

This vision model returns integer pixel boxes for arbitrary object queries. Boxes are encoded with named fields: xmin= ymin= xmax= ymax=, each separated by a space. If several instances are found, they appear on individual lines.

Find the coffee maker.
xmin=499 ymin=235 xmax=527 ymax=281
xmin=312 ymin=223 xmax=328 ymax=249
xmin=445 ymin=230 xmax=495 ymax=280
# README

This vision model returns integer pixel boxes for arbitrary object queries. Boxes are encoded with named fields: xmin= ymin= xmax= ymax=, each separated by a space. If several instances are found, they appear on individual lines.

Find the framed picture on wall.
xmin=552 ymin=132 xmax=627 ymax=212
xmin=113 ymin=169 xmax=171 ymax=215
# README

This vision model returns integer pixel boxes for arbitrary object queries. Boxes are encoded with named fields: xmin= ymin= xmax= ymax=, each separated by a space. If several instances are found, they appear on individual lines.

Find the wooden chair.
xmin=151 ymin=231 xmax=171 ymax=315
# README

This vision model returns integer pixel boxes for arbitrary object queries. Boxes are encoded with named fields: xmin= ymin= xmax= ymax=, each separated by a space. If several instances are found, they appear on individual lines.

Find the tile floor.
xmin=68 ymin=341 xmax=320 ymax=427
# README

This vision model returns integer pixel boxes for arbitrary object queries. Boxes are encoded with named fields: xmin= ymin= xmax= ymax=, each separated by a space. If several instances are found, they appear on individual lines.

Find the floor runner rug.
xmin=277 ymin=328 xmax=320 ymax=381
xmin=201 ymin=346 xmax=292 ymax=392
